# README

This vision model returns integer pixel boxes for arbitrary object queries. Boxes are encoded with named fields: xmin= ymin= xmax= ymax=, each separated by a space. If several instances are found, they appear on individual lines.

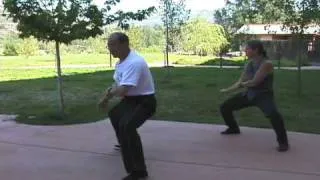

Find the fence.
xmin=262 ymin=39 xmax=320 ymax=65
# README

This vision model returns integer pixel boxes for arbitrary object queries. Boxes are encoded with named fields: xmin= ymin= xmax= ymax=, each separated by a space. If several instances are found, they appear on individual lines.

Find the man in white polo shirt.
xmin=99 ymin=32 xmax=156 ymax=180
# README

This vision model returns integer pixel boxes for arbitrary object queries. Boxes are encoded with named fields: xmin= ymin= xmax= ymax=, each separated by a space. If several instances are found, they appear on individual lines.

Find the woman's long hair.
xmin=246 ymin=40 xmax=268 ymax=58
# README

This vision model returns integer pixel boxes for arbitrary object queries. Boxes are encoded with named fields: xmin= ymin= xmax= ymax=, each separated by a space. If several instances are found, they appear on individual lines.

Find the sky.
xmin=93 ymin=0 xmax=226 ymax=12
xmin=0 ymin=0 xmax=226 ymax=12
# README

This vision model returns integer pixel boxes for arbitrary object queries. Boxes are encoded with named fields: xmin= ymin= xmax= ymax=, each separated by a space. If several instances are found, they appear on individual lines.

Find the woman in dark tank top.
xmin=219 ymin=40 xmax=289 ymax=152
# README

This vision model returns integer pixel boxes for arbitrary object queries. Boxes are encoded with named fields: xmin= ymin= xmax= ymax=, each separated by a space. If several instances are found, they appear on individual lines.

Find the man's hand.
xmin=98 ymin=88 xmax=112 ymax=111
xmin=98 ymin=97 xmax=108 ymax=111
xmin=220 ymin=81 xmax=243 ymax=93
xmin=240 ymin=81 xmax=247 ymax=87
xmin=220 ymin=88 xmax=228 ymax=93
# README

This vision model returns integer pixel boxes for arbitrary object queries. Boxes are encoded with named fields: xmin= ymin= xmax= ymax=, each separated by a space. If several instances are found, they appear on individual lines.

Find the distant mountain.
xmin=0 ymin=7 xmax=216 ymax=36
xmin=129 ymin=9 xmax=215 ymax=26
xmin=0 ymin=6 xmax=18 ymax=39
xmin=189 ymin=10 xmax=215 ymax=22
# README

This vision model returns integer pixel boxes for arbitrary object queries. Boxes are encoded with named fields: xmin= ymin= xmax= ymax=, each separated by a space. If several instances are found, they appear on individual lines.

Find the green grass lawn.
xmin=172 ymin=56 xmax=302 ymax=67
xmin=0 ymin=52 xmax=300 ymax=68
xmin=0 ymin=67 xmax=319 ymax=134
xmin=0 ymin=53 xmax=199 ymax=67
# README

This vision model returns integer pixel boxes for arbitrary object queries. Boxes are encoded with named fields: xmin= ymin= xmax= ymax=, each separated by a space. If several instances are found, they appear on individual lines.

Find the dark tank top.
xmin=245 ymin=60 xmax=273 ymax=100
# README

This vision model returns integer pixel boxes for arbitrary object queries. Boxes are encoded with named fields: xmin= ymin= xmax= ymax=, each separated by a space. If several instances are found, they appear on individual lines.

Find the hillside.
xmin=129 ymin=9 xmax=215 ymax=26
xmin=1 ymin=2 xmax=17 ymax=39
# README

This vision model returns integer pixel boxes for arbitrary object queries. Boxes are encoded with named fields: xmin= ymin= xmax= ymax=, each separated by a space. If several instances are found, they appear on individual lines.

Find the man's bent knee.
xmin=108 ymin=106 xmax=117 ymax=119
xmin=265 ymin=110 xmax=282 ymax=120
xmin=220 ymin=102 xmax=231 ymax=113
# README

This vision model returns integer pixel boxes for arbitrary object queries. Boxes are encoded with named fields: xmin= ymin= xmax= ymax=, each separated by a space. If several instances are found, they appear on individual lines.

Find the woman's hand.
xmin=220 ymin=88 xmax=228 ymax=93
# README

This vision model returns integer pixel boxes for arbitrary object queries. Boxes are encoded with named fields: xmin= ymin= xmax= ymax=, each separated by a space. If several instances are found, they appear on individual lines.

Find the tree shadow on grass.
xmin=197 ymin=57 xmax=248 ymax=66
xmin=0 ymin=69 xmax=115 ymax=125
xmin=0 ymin=67 xmax=240 ymax=125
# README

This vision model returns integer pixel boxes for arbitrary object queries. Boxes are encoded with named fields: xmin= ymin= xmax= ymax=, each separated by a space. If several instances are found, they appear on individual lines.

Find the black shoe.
xmin=132 ymin=170 xmax=148 ymax=178
xmin=122 ymin=171 xmax=148 ymax=180
xmin=277 ymin=143 xmax=289 ymax=152
xmin=221 ymin=128 xmax=240 ymax=135
xmin=122 ymin=174 xmax=137 ymax=180
xmin=114 ymin=144 xmax=121 ymax=150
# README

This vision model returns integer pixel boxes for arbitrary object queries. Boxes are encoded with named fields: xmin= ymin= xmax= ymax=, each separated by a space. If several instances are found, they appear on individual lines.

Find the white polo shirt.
xmin=113 ymin=50 xmax=155 ymax=96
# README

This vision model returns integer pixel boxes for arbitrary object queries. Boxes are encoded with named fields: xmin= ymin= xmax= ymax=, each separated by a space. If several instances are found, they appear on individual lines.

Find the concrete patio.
xmin=0 ymin=119 xmax=319 ymax=180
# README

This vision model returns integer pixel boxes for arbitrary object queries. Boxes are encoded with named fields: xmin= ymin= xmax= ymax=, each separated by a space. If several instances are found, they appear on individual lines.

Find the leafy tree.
xmin=3 ymin=0 xmax=155 ymax=117
xmin=126 ymin=26 xmax=144 ymax=50
xmin=87 ymin=35 xmax=107 ymax=54
xmin=159 ymin=0 xmax=190 ymax=51
xmin=17 ymin=36 xmax=40 ymax=57
xmin=181 ymin=18 xmax=229 ymax=56
xmin=282 ymin=0 xmax=320 ymax=96
xmin=3 ymin=41 xmax=18 ymax=55
xmin=126 ymin=25 xmax=165 ymax=51
xmin=215 ymin=0 xmax=289 ymax=32
xmin=141 ymin=25 xmax=165 ymax=50
xmin=2 ymin=33 xmax=20 ymax=56
xmin=214 ymin=0 xmax=289 ymax=50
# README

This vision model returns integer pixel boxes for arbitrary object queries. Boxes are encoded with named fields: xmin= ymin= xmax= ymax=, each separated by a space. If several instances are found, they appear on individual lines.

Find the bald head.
xmin=108 ymin=32 xmax=129 ymax=45
xmin=107 ymin=32 xmax=130 ymax=59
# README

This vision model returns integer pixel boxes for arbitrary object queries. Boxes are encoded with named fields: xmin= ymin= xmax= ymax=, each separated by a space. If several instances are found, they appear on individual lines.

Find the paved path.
xmin=2 ymin=63 xmax=320 ymax=70
xmin=171 ymin=64 xmax=320 ymax=70
xmin=0 ymin=118 xmax=319 ymax=180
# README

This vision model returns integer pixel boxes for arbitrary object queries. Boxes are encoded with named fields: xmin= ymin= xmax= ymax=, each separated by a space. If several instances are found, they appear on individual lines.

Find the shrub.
xmin=3 ymin=42 xmax=18 ymax=56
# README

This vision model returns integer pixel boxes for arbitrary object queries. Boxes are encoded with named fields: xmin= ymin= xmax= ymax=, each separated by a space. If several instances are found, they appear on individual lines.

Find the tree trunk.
xmin=55 ymin=41 xmax=65 ymax=117
xmin=109 ymin=52 xmax=112 ymax=67
xmin=219 ymin=53 xmax=223 ymax=69
xmin=165 ymin=1 xmax=169 ymax=67
xmin=297 ymin=35 xmax=302 ymax=97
